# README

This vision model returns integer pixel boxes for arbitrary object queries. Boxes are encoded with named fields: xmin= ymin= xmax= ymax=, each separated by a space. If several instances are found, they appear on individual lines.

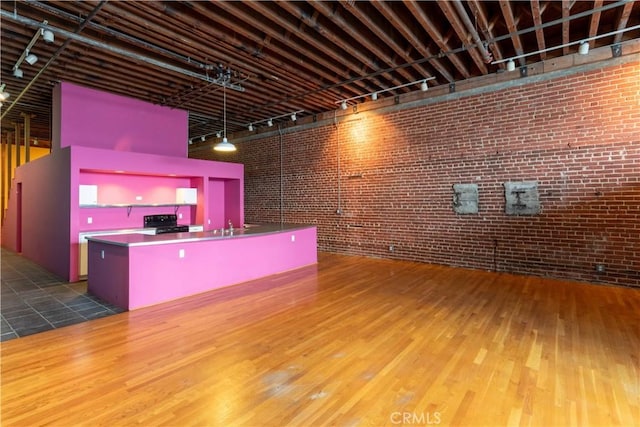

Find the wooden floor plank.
xmin=1 ymin=252 xmax=639 ymax=426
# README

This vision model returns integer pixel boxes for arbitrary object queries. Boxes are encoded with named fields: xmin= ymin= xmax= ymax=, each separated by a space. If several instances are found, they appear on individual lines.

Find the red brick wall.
xmin=195 ymin=61 xmax=640 ymax=287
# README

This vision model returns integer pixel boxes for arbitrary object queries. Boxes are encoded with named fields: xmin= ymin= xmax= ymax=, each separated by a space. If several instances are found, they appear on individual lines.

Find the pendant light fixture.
xmin=214 ymin=78 xmax=236 ymax=152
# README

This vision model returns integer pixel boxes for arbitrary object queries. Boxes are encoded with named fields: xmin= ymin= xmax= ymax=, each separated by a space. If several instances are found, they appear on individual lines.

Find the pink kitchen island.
xmin=86 ymin=224 xmax=317 ymax=310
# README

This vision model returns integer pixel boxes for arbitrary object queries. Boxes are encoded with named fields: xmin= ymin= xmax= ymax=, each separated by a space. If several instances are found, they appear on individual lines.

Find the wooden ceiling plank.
xmin=530 ymin=0 xmax=548 ymax=60
xmin=499 ymin=0 xmax=526 ymax=67
xmin=208 ymin=1 xmax=363 ymax=99
xmin=244 ymin=1 xmax=372 ymax=96
xmin=588 ymin=0 xmax=603 ymax=48
xmin=405 ymin=0 xmax=472 ymax=80
xmin=276 ymin=1 xmax=397 ymax=92
xmin=562 ymin=0 xmax=572 ymax=55
xmin=143 ymin=2 xmax=339 ymax=116
xmin=371 ymin=1 xmax=453 ymax=83
xmin=314 ymin=1 xmax=415 ymax=86
xmin=613 ymin=1 xmax=635 ymax=44
xmin=437 ymin=1 xmax=489 ymax=75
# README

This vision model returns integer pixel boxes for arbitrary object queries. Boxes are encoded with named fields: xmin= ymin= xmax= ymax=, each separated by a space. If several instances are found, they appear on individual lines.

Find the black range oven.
xmin=143 ymin=214 xmax=190 ymax=234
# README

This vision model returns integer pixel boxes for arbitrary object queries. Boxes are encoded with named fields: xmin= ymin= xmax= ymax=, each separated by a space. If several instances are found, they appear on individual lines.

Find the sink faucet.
xmin=227 ymin=220 xmax=234 ymax=232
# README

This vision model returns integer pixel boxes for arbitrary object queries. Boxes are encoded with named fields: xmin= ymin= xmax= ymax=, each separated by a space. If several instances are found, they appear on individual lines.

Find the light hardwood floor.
xmin=1 ymin=253 xmax=639 ymax=426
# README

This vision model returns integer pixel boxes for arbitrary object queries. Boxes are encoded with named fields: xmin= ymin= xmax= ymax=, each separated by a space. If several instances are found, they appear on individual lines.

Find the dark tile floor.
xmin=1 ymin=248 xmax=125 ymax=342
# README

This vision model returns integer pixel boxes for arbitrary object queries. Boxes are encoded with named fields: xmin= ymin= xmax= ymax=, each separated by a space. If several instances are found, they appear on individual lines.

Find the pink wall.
xmin=1 ymin=150 xmax=72 ymax=279
xmin=53 ymin=82 xmax=188 ymax=157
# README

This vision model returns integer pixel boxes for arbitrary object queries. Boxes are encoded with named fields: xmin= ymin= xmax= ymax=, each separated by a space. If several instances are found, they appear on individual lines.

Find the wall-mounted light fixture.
xmin=494 ymin=24 xmax=640 ymax=70
xmin=335 ymin=77 xmax=436 ymax=109
xmin=12 ymin=20 xmax=55 ymax=79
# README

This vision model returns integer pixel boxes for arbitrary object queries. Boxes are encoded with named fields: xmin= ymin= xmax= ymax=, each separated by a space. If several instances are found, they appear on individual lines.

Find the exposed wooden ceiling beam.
xmin=530 ymin=0 xmax=547 ymax=60
xmin=372 ymin=1 xmax=453 ymax=84
xmin=437 ymin=1 xmax=489 ymax=75
xmin=499 ymin=0 xmax=526 ymax=66
xmin=405 ymin=0 xmax=471 ymax=80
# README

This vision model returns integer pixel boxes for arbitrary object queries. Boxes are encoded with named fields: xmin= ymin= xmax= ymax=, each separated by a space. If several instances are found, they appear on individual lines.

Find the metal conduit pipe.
xmin=452 ymin=0 xmax=493 ymax=63
xmin=0 ymin=1 xmax=107 ymax=120
xmin=0 ymin=10 xmax=245 ymax=93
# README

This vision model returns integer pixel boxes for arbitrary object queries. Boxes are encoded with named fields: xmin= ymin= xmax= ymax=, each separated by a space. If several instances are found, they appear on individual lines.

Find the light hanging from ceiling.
xmin=214 ymin=77 xmax=236 ymax=152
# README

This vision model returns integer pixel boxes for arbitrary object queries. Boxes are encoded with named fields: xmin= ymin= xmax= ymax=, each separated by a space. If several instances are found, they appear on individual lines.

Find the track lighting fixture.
xmin=42 ymin=29 xmax=54 ymax=43
xmin=25 ymin=53 xmax=38 ymax=65
xmin=335 ymin=77 xmax=436 ymax=109
xmin=200 ymin=136 xmax=206 ymax=142
xmin=578 ymin=41 xmax=589 ymax=55
xmin=493 ymin=24 xmax=640 ymax=70
xmin=216 ymin=131 xmax=221 ymax=138
xmin=12 ymin=20 xmax=53 ymax=77
xmin=0 ymin=84 xmax=10 ymax=102
xmin=242 ymin=110 xmax=303 ymax=131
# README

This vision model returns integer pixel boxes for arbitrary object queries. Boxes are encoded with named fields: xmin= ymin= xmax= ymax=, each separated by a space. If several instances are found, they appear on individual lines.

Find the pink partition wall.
xmin=53 ymin=82 xmax=188 ymax=157
xmin=1 ymin=150 xmax=72 ymax=279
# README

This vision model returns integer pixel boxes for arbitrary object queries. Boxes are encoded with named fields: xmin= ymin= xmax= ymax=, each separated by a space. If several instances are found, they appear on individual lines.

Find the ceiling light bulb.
xmin=506 ymin=59 xmax=516 ymax=72
xmin=371 ymin=92 xmax=378 ymax=101
xmin=420 ymin=80 xmax=428 ymax=91
xmin=579 ymin=41 xmax=589 ymax=55
xmin=291 ymin=113 xmax=297 ymax=122
xmin=248 ymin=124 xmax=254 ymax=131
xmin=267 ymin=119 xmax=273 ymax=127
xmin=42 ymin=29 xmax=54 ymax=43
xmin=25 ymin=53 xmax=38 ymax=65
xmin=340 ymin=101 xmax=347 ymax=110
xmin=13 ymin=68 xmax=23 ymax=78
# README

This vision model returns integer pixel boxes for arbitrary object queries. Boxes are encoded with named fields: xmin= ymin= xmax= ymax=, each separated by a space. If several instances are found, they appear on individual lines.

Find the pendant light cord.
xmin=223 ymin=81 xmax=226 ymax=139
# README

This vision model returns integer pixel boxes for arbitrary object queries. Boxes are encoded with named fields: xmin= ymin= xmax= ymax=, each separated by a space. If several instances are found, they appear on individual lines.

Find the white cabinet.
xmin=79 ymin=185 xmax=98 ymax=205
xmin=176 ymin=188 xmax=197 ymax=204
